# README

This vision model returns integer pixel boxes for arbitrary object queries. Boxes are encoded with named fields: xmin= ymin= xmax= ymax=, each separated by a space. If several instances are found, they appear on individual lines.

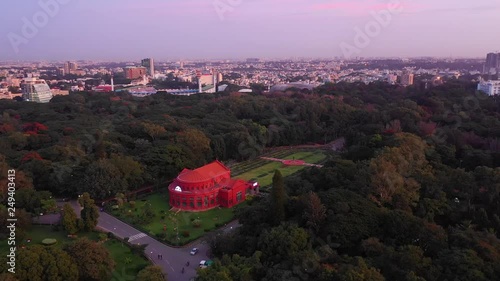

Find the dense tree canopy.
xmin=1 ymin=80 xmax=500 ymax=280
xmin=64 ymin=238 xmax=115 ymax=281
xmin=14 ymin=246 xmax=79 ymax=281
xmin=136 ymin=265 xmax=166 ymax=281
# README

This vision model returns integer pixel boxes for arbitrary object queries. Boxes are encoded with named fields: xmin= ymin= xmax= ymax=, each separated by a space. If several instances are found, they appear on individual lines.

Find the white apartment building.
xmin=477 ymin=80 xmax=500 ymax=96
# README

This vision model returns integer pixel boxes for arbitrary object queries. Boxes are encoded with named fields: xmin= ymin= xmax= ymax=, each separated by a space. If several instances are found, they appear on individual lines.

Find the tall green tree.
xmin=270 ymin=170 xmax=287 ymax=225
xmin=196 ymin=252 xmax=263 ymax=281
xmin=41 ymin=198 xmax=57 ymax=213
xmin=61 ymin=203 xmax=79 ymax=234
xmin=109 ymin=154 xmax=144 ymax=189
xmin=80 ymin=160 xmax=127 ymax=200
xmin=369 ymin=133 xmax=430 ymax=211
xmin=78 ymin=192 xmax=99 ymax=232
xmin=258 ymin=223 xmax=309 ymax=265
xmin=303 ymin=191 xmax=327 ymax=233
xmin=136 ymin=265 xmax=166 ymax=281
xmin=64 ymin=238 xmax=115 ymax=281
xmin=333 ymin=257 xmax=385 ymax=281
xmin=15 ymin=245 xmax=79 ymax=281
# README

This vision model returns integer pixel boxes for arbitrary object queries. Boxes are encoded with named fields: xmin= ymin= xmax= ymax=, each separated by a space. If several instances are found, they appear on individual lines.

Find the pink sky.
xmin=0 ymin=0 xmax=498 ymax=60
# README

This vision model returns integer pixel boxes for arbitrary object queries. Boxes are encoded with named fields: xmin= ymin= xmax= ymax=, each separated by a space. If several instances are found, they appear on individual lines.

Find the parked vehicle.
xmin=190 ymin=248 xmax=198 ymax=255
xmin=199 ymin=260 xmax=213 ymax=269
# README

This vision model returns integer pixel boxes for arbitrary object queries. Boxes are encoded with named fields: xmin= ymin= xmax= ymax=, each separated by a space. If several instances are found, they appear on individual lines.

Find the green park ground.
xmin=0 ymin=225 xmax=149 ymax=279
xmin=232 ymin=150 xmax=327 ymax=189
xmin=110 ymin=191 xmax=239 ymax=245
xmin=109 ymin=149 xmax=328 ymax=245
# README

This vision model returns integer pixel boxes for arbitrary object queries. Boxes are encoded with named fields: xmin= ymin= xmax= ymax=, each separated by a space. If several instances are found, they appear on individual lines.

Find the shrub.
xmin=107 ymin=232 xmax=115 ymax=239
xmin=215 ymin=223 xmax=222 ymax=228
xmin=204 ymin=229 xmax=210 ymax=232
xmin=129 ymin=201 xmax=136 ymax=208
xmin=181 ymin=230 xmax=190 ymax=237
xmin=131 ymin=244 xmax=147 ymax=255
xmin=99 ymin=233 xmax=107 ymax=241
xmin=192 ymin=219 xmax=202 ymax=228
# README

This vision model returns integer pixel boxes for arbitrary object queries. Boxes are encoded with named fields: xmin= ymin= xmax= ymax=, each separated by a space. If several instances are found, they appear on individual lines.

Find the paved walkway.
xmin=37 ymin=201 xmax=240 ymax=281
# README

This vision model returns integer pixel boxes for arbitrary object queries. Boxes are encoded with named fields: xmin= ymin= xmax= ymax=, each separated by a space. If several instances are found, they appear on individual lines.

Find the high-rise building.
xmin=63 ymin=61 xmax=78 ymax=75
xmin=21 ymin=77 xmax=53 ymax=103
xmin=141 ymin=58 xmax=155 ymax=76
xmin=56 ymin=68 xmax=65 ymax=76
xmin=483 ymin=52 xmax=500 ymax=75
xmin=400 ymin=71 xmax=414 ymax=86
xmin=63 ymin=62 xmax=69 ymax=75
xmin=124 ymin=67 xmax=147 ymax=80
xmin=478 ymin=80 xmax=500 ymax=96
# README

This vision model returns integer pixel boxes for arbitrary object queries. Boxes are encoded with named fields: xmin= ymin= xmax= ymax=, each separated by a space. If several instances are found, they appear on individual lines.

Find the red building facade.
xmin=168 ymin=160 xmax=259 ymax=211
xmin=124 ymin=67 xmax=147 ymax=80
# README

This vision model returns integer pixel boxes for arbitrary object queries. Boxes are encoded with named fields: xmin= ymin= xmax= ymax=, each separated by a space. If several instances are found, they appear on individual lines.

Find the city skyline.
xmin=1 ymin=0 xmax=499 ymax=61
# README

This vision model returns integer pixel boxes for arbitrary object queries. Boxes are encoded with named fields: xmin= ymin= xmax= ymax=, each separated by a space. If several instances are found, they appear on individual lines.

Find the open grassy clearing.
xmin=234 ymin=150 xmax=327 ymax=189
xmin=0 ymin=225 xmax=149 ymax=279
xmin=109 ymin=191 xmax=241 ymax=245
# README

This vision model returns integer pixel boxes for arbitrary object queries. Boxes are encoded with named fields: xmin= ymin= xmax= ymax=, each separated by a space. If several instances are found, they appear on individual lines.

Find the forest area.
xmin=0 ymin=79 xmax=500 ymax=280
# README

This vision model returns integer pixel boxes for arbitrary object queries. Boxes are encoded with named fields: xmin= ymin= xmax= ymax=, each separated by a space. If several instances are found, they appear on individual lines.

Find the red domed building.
xmin=168 ymin=160 xmax=259 ymax=211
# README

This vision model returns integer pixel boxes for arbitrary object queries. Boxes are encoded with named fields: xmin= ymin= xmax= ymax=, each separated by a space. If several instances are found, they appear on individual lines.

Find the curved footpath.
xmin=36 ymin=201 xmax=240 ymax=281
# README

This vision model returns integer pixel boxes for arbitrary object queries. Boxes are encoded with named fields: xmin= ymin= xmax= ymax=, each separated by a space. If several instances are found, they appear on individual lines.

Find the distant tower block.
xmin=111 ymin=76 xmax=114 ymax=92
xmin=197 ymin=70 xmax=202 ymax=93
xmin=141 ymin=58 xmax=155 ymax=77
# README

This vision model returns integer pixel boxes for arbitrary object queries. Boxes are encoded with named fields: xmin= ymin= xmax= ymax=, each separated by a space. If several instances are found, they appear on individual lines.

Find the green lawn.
xmin=12 ymin=225 xmax=99 ymax=250
xmin=108 ymin=150 xmax=326 ymax=245
xmin=234 ymin=150 xmax=327 ymax=188
xmin=110 ymin=191 xmax=242 ymax=245
xmin=105 ymin=239 xmax=149 ymax=281
xmin=0 ymin=225 xmax=150 ymax=280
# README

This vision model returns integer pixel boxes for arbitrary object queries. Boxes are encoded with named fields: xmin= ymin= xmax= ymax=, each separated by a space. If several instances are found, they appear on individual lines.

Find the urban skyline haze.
xmin=1 ymin=0 xmax=499 ymax=61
